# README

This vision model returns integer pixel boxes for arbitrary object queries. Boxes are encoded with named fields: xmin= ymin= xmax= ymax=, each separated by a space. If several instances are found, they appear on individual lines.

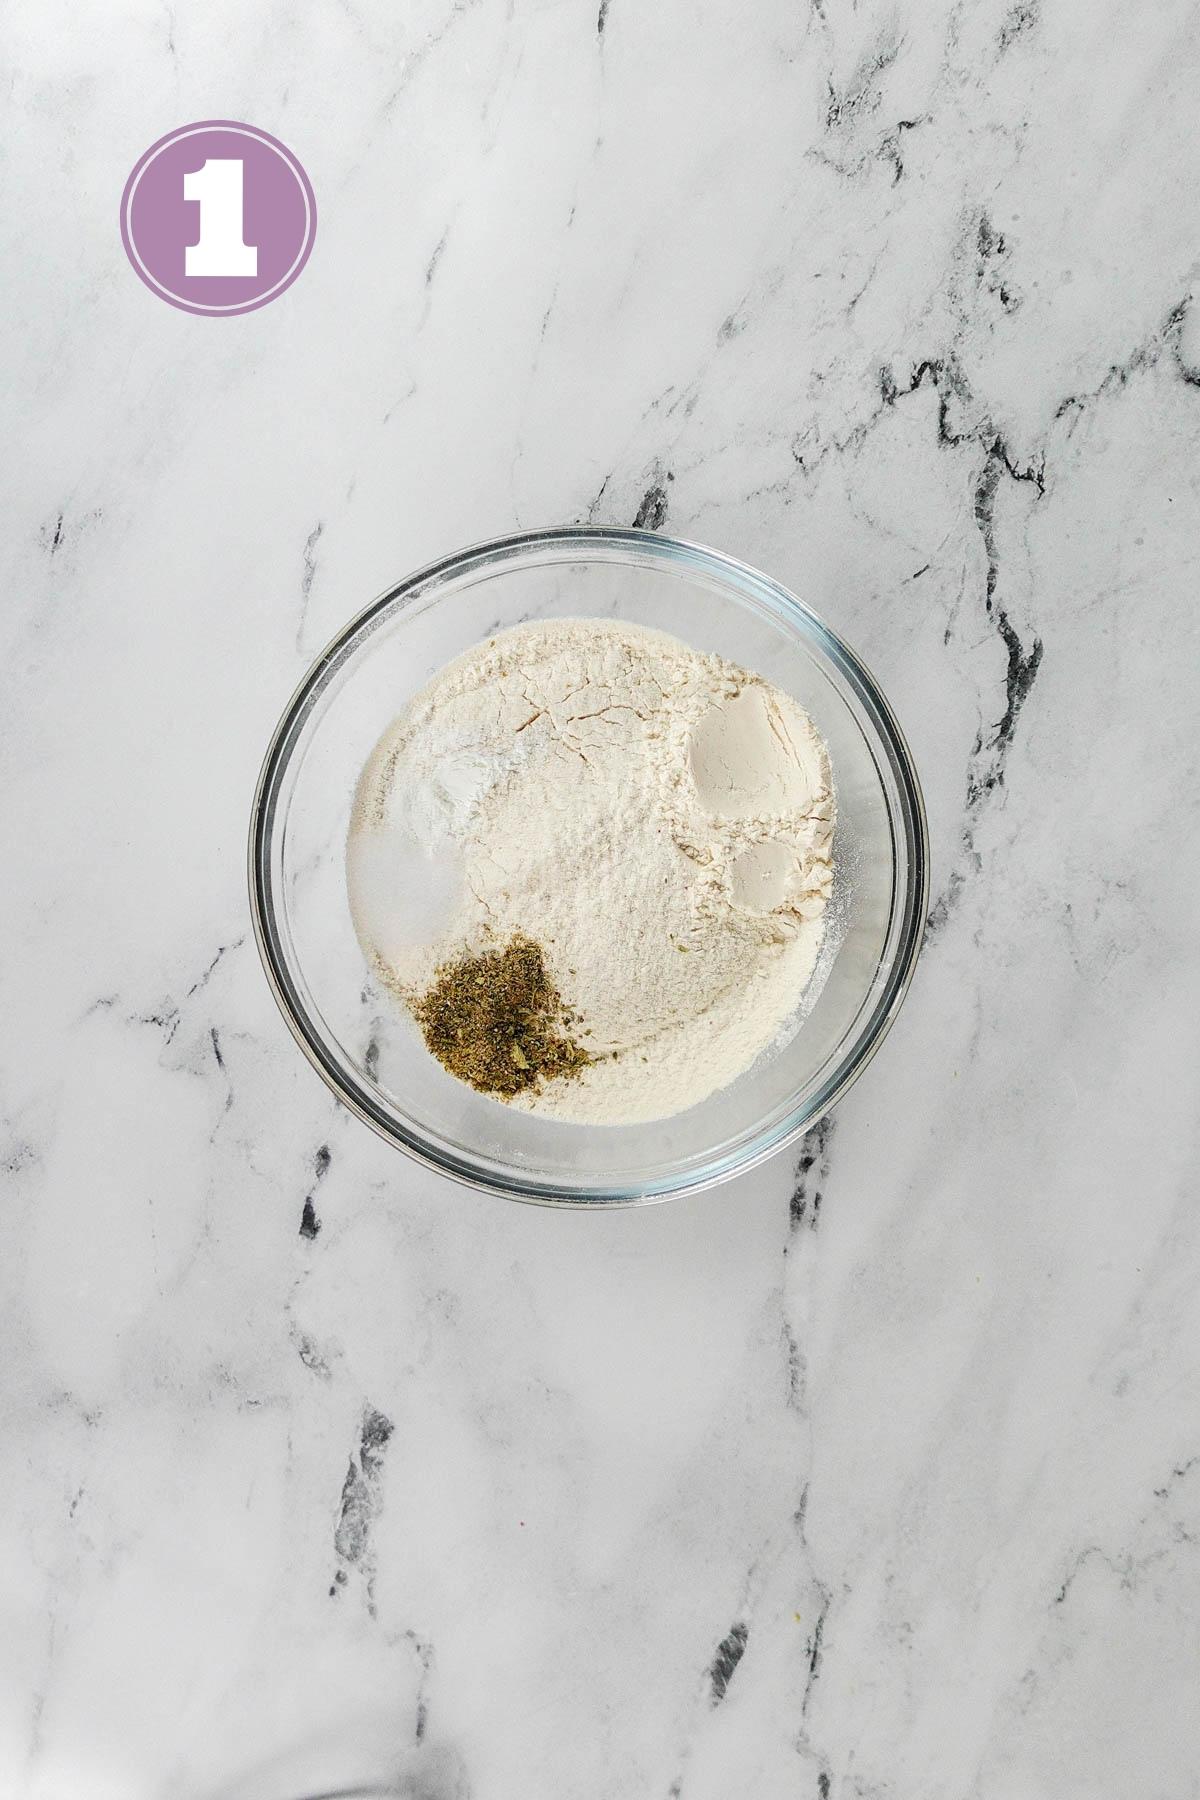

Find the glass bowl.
xmin=249 ymin=527 xmax=927 ymax=1206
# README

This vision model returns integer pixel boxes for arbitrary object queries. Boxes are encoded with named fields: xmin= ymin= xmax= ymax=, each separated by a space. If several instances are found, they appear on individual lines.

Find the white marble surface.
xmin=4 ymin=0 xmax=1200 ymax=1794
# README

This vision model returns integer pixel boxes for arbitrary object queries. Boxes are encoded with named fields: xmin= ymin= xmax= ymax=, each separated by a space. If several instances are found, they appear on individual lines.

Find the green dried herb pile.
xmin=413 ymin=933 xmax=592 ymax=1097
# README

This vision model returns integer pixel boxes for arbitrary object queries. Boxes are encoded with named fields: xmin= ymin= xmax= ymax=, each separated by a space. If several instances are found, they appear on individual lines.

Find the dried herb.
xmin=413 ymin=933 xmax=592 ymax=1097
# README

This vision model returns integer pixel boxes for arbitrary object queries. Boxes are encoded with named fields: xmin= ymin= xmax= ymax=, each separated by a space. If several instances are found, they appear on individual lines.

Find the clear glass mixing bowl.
xmin=249 ymin=528 xmax=927 ymax=1205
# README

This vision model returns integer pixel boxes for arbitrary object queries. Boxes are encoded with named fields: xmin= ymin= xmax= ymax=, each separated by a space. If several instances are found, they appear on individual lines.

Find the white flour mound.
xmin=348 ymin=618 xmax=835 ymax=1124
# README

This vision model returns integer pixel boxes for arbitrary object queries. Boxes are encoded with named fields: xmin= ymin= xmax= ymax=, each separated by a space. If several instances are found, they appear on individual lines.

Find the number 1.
xmin=184 ymin=159 xmax=258 ymax=278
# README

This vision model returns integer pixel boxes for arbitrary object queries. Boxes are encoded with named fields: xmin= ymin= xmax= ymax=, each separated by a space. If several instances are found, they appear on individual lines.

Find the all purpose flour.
xmin=347 ymin=618 xmax=835 ymax=1124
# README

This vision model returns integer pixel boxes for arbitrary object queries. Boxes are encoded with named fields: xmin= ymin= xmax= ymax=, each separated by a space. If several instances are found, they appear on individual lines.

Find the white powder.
xmin=348 ymin=618 xmax=835 ymax=1124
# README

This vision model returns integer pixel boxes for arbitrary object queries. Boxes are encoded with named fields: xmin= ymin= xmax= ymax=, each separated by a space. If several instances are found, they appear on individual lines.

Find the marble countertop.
xmin=5 ymin=0 xmax=1200 ymax=1794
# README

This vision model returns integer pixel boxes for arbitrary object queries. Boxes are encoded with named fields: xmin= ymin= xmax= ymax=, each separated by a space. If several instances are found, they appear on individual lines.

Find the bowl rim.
xmin=248 ymin=524 xmax=929 ymax=1206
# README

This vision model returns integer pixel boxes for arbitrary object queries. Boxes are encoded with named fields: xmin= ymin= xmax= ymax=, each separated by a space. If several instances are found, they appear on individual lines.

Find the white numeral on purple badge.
xmin=121 ymin=122 xmax=315 ymax=316
xmin=184 ymin=159 xmax=258 ymax=278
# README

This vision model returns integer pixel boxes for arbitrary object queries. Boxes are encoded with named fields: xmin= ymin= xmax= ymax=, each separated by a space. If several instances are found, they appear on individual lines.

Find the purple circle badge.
xmin=120 ymin=121 xmax=316 ymax=316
